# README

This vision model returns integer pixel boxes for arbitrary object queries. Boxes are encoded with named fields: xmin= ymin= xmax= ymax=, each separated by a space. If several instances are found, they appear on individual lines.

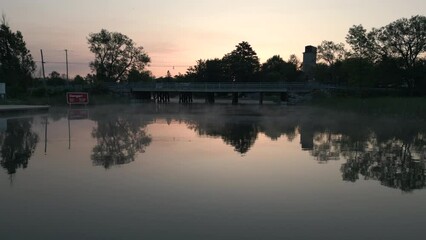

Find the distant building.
xmin=302 ymin=46 xmax=317 ymax=81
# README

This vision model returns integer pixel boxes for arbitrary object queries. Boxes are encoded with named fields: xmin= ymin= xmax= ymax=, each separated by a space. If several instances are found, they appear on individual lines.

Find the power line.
xmin=34 ymin=61 xmax=88 ymax=65
xmin=34 ymin=60 xmax=191 ymax=68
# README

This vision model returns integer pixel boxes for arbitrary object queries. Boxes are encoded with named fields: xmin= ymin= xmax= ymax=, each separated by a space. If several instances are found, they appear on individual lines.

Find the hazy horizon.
xmin=2 ymin=0 xmax=425 ymax=78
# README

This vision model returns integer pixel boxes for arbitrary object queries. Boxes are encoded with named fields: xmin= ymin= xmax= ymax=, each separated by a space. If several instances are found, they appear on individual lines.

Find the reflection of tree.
xmin=308 ymin=128 xmax=426 ymax=192
xmin=260 ymin=120 xmax=297 ymax=142
xmin=341 ymin=136 xmax=426 ymax=192
xmin=220 ymin=123 xmax=258 ymax=154
xmin=188 ymin=119 xmax=258 ymax=154
xmin=0 ymin=119 xmax=38 ymax=174
xmin=311 ymin=132 xmax=343 ymax=162
xmin=91 ymin=117 xmax=151 ymax=169
xmin=302 ymin=111 xmax=426 ymax=192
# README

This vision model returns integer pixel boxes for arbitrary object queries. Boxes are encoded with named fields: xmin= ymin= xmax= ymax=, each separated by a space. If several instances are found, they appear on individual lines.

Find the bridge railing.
xmin=106 ymin=82 xmax=320 ymax=92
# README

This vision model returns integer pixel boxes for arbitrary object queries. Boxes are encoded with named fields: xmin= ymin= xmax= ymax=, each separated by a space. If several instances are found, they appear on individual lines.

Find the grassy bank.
xmin=309 ymin=96 xmax=426 ymax=118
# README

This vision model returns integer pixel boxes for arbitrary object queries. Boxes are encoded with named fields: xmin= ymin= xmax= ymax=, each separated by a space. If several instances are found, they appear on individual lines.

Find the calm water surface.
xmin=1 ymin=104 xmax=425 ymax=240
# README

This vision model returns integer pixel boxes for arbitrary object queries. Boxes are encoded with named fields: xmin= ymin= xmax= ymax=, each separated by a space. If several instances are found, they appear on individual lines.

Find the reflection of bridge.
xmin=108 ymin=82 xmax=327 ymax=104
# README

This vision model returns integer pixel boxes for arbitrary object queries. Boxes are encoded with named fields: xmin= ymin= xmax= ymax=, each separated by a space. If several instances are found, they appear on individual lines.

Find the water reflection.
xmin=303 ymin=112 xmax=426 ymax=192
xmin=341 ymin=136 xmax=426 ymax=191
xmin=1 ymin=104 xmax=425 ymax=193
xmin=189 ymin=120 xmax=259 ymax=154
xmin=0 ymin=118 xmax=38 ymax=175
xmin=91 ymin=114 xmax=152 ymax=169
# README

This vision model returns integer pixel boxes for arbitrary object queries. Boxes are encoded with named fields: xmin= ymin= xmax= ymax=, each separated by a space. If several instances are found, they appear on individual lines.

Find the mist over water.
xmin=0 ymin=104 xmax=425 ymax=239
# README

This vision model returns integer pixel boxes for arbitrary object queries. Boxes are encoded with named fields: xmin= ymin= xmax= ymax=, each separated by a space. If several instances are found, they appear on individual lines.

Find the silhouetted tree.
xmin=73 ymin=75 xmax=86 ymax=85
xmin=340 ymin=58 xmax=375 ymax=87
xmin=205 ymin=58 xmax=230 ymax=82
xmin=317 ymin=40 xmax=348 ymax=65
xmin=87 ymin=29 xmax=150 ymax=83
xmin=346 ymin=15 xmax=426 ymax=90
xmin=288 ymin=54 xmax=301 ymax=71
xmin=373 ymin=57 xmax=404 ymax=87
xmin=346 ymin=25 xmax=390 ymax=62
xmin=127 ymin=68 xmax=154 ymax=82
xmin=185 ymin=59 xmax=206 ymax=82
xmin=223 ymin=41 xmax=260 ymax=82
xmin=185 ymin=58 xmax=230 ymax=82
xmin=47 ymin=71 xmax=66 ymax=86
xmin=261 ymin=55 xmax=298 ymax=82
xmin=49 ymin=71 xmax=60 ymax=79
xmin=0 ymin=16 xmax=35 ymax=95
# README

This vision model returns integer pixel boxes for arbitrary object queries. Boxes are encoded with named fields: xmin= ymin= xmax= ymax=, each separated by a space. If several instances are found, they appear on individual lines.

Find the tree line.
xmin=316 ymin=15 xmax=426 ymax=93
xmin=1 ymin=15 xmax=425 ymax=97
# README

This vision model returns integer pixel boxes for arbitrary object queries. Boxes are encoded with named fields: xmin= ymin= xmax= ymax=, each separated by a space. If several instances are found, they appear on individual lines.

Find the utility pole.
xmin=40 ymin=49 xmax=46 ymax=79
xmin=65 ymin=49 xmax=69 ymax=80
xmin=40 ymin=49 xmax=49 ymax=101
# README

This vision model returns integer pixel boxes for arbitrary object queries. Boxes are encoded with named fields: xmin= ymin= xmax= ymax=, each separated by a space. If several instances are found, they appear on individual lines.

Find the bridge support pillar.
xmin=179 ymin=92 xmax=193 ymax=104
xmin=259 ymin=92 xmax=264 ymax=105
xmin=154 ymin=92 xmax=170 ymax=103
xmin=232 ymin=93 xmax=239 ymax=105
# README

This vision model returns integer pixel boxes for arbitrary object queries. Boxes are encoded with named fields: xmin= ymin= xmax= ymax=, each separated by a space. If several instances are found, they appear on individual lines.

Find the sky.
xmin=1 ymin=0 xmax=425 ymax=78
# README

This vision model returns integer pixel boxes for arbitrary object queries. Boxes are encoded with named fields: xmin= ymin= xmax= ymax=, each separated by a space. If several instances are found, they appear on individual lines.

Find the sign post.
xmin=66 ymin=92 xmax=89 ymax=150
xmin=66 ymin=92 xmax=89 ymax=105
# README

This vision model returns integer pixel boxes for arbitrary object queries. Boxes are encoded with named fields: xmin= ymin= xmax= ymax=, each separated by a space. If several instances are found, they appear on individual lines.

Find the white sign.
xmin=0 ymin=83 xmax=5 ymax=94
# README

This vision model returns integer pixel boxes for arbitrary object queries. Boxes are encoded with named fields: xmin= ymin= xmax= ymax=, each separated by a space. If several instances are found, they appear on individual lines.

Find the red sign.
xmin=67 ymin=92 xmax=89 ymax=105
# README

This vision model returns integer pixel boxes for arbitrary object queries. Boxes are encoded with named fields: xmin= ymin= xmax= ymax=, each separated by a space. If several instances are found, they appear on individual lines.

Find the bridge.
xmin=107 ymin=82 xmax=326 ymax=104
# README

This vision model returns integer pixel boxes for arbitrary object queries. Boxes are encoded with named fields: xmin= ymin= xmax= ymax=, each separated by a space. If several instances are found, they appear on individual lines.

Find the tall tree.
xmin=288 ymin=54 xmax=301 ymax=70
xmin=185 ymin=58 xmax=230 ymax=82
xmin=186 ymin=59 xmax=207 ymax=81
xmin=317 ymin=40 xmax=348 ymax=65
xmin=127 ymin=68 xmax=154 ymax=82
xmin=261 ymin=55 xmax=298 ymax=82
xmin=0 ymin=16 xmax=35 ymax=94
xmin=346 ymin=15 xmax=426 ymax=90
xmin=204 ymin=58 xmax=230 ymax=82
xmin=381 ymin=15 xmax=426 ymax=70
xmin=346 ymin=25 xmax=386 ymax=62
xmin=87 ymin=29 xmax=150 ymax=83
xmin=223 ymin=41 xmax=260 ymax=82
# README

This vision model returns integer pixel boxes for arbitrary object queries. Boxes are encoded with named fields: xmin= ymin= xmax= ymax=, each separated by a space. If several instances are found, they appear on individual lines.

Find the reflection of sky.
xmin=2 ymin=0 xmax=425 ymax=77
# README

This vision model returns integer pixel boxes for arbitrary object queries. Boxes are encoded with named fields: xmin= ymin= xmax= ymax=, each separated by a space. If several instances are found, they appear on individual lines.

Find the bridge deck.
xmin=109 ymin=82 xmax=320 ymax=93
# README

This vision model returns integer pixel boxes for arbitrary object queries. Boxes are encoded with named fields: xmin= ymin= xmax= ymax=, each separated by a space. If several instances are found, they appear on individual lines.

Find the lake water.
xmin=1 ymin=104 xmax=425 ymax=240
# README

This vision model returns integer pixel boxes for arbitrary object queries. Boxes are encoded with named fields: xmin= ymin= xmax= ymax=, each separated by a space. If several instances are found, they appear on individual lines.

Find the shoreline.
xmin=0 ymin=105 xmax=50 ymax=114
